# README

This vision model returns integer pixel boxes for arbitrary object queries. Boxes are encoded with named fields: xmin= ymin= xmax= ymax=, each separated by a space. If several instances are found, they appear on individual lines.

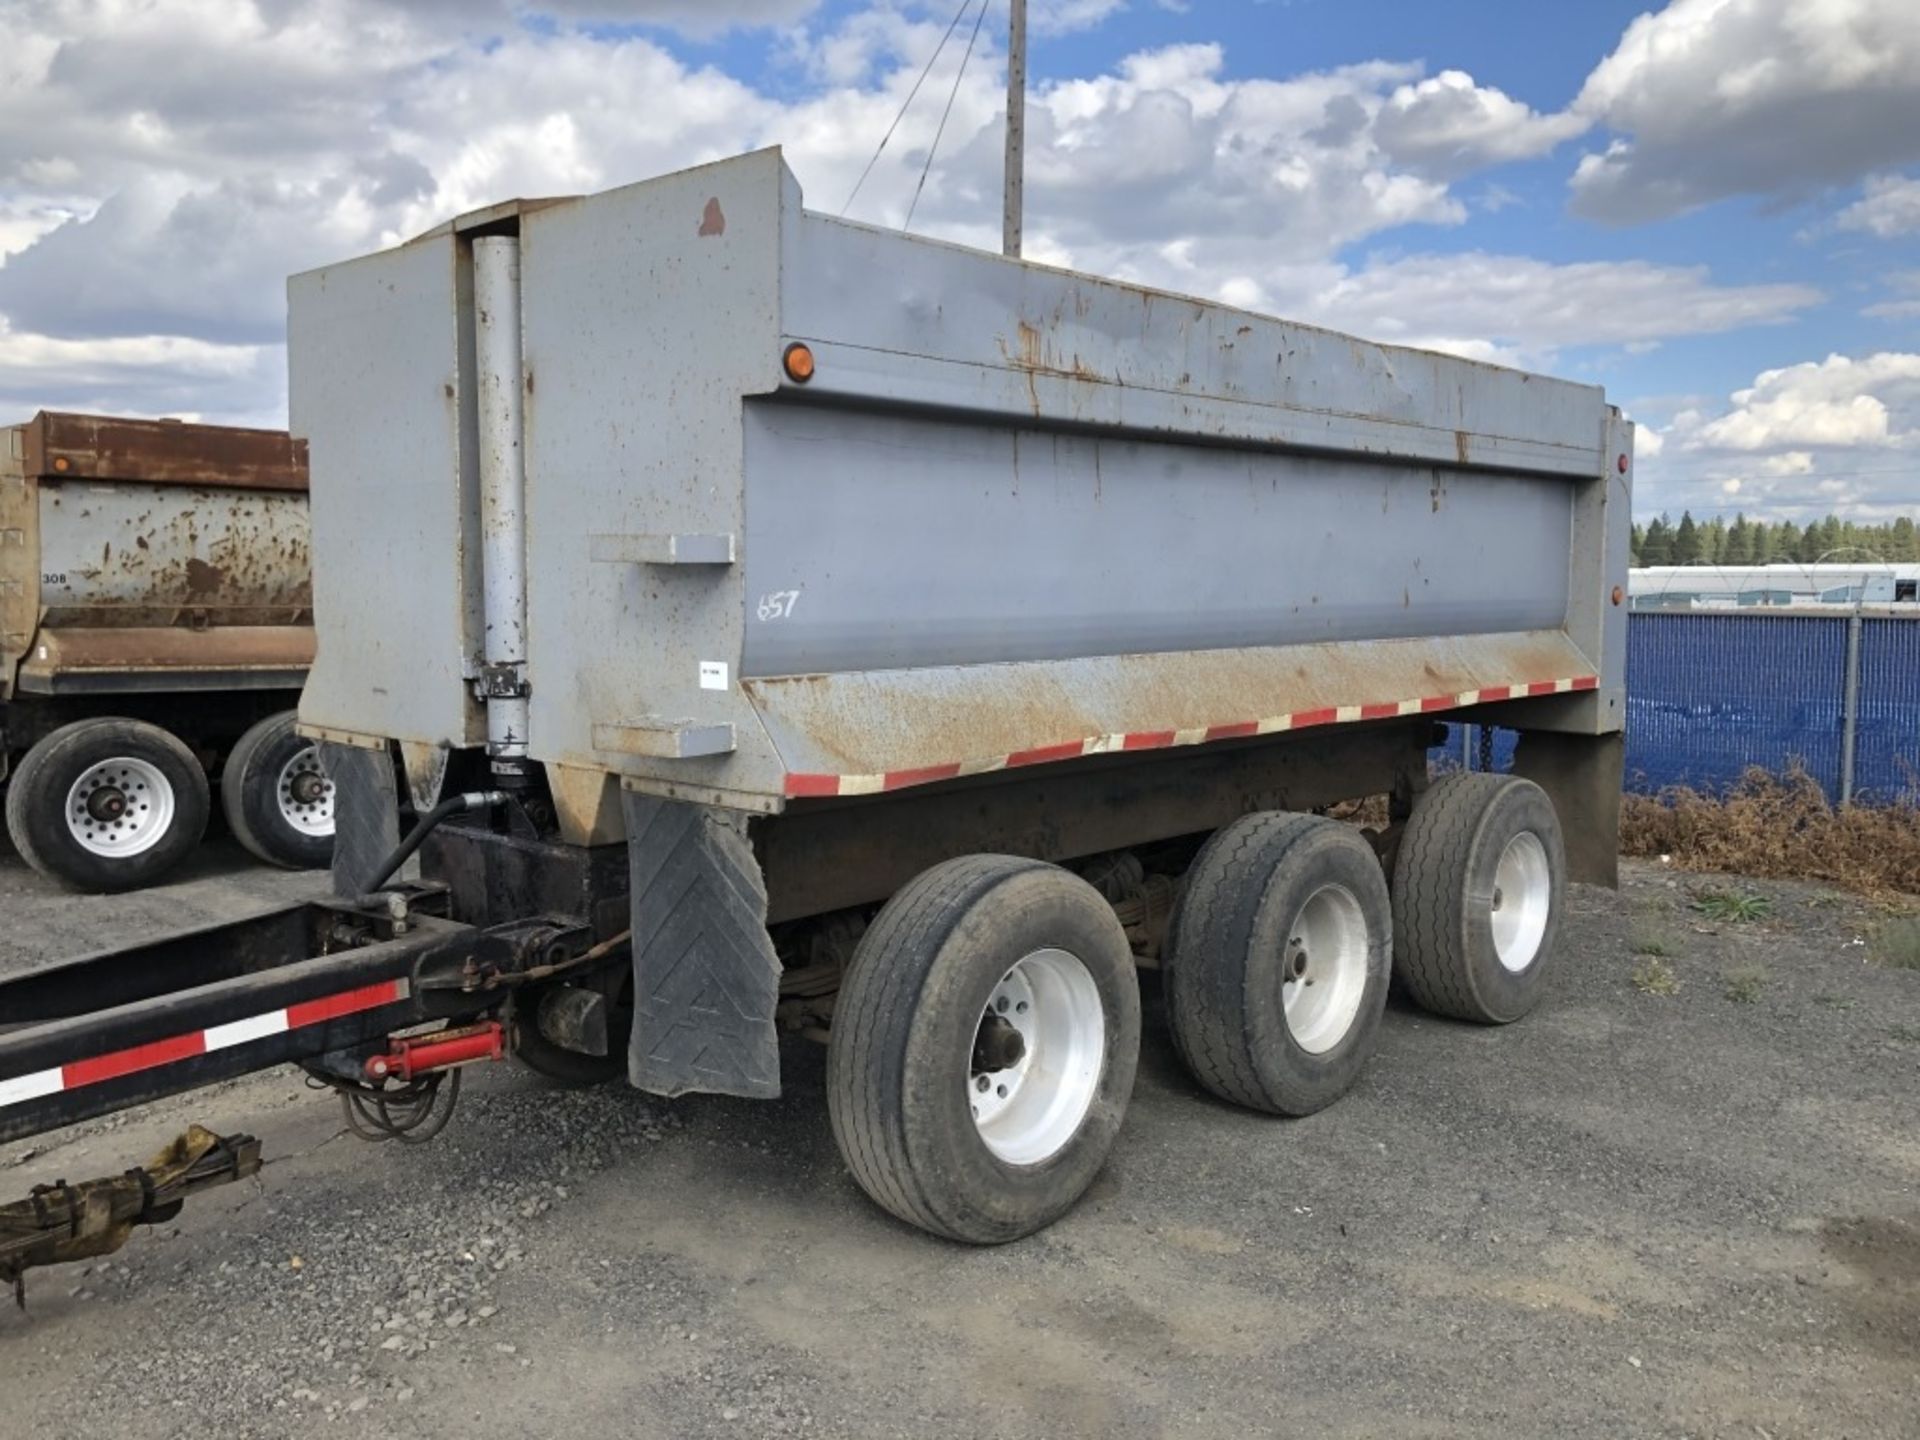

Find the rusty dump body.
xmin=0 ymin=411 xmax=314 ymax=712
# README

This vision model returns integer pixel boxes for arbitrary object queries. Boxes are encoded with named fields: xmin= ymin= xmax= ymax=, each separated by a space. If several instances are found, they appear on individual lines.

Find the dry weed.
xmin=1620 ymin=766 xmax=1920 ymax=899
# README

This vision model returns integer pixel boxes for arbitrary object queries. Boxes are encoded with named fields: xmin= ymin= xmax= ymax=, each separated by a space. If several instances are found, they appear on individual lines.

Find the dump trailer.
xmin=0 ymin=412 xmax=333 ymax=890
xmin=0 ymin=149 xmax=1629 ymax=1269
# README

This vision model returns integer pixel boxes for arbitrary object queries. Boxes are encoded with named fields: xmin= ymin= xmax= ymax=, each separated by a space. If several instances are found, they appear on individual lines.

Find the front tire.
xmin=220 ymin=711 xmax=335 ymax=869
xmin=1165 ymin=813 xmax=1392 ymax=1116
xmin=827 ymin=855 xmax=1141 ymax=1244
xmin=1391 ymin=773 xmax=1566 ymax=1023
xmin=5 ymin=717 xmax=210 ymax=892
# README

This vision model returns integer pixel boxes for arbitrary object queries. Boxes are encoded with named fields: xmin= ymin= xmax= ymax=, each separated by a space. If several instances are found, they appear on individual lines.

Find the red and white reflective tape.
xmin=784 ymin=674 xmax=1599 ymax=799
xmin=0 ymin=977 xmax=410 ymax=1111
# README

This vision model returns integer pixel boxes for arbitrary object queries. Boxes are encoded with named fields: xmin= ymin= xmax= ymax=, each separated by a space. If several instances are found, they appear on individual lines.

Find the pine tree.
xmin=1674 ymin=511 xmax=1704 ymax=564
xmin=1724 ymin=514 xmax=1753 ymax=566
xmin=1640 ymin=514 xmax=1674 ymax=566
xmin=1890 ymin=517 xmax=1918 ymax=562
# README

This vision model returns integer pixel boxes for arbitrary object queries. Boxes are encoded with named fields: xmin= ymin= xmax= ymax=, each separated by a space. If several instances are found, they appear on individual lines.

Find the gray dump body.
xmin=289 ymin=147 xmax=1628 ymax=824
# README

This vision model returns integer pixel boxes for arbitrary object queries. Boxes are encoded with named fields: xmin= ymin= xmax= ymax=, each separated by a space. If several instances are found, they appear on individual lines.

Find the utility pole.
xmin=1003 ymin=0 xmax=1026 ymax=257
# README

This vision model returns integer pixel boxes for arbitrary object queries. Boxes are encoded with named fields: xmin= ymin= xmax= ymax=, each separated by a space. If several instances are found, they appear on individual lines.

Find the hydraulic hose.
xmin=360 ymin=790 xmax=507 ymax=897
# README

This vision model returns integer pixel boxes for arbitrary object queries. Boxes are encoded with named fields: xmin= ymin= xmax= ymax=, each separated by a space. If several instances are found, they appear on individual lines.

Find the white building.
xmin=1629 ymin=563 xmax=1920 ymax=609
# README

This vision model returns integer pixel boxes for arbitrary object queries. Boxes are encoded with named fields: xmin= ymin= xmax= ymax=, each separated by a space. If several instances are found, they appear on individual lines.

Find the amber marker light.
xmin=782 ymin=342 xmax=815 ymax=383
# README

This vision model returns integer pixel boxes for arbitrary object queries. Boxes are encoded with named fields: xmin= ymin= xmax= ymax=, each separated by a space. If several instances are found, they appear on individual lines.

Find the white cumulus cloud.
xmin=1836 ymin=173 xmax=1920 ymax=238
xmin=1567 ymin=0 xmax=1920 ymax=222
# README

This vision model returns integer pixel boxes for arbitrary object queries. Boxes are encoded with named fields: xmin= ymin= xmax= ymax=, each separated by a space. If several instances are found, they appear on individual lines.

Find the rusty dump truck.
xmin=1 ymin=411 xmax=332 ymax=890
xmin=1 ymin=149 xmax=1629 ymax=1274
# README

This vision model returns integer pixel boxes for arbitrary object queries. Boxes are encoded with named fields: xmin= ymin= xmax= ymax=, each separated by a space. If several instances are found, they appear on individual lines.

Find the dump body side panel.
xmin=35 ymin=481 xmax=310 ymax=624
xmin=739 ymin=404 xmax=1572 ymax=677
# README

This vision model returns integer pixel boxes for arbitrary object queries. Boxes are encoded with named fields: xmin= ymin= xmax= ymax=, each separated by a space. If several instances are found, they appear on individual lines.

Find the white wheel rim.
xmin=1491 ymin=831 xmax=1551 ymax=973
xmin=969 ymin=948 xmax=1105 ymax=1166
xmin=1282 ymin=884 xmax=1370 ymax=1055
xmin=64 ymin=756 xmax=176 ymax=858
xmin=276 ymin=745 xmax=335 ymax=838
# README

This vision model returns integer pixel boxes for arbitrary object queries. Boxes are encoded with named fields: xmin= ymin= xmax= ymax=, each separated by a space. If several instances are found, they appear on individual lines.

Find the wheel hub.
xmin=968 ymin=948 xmax=1105 ymax=1166
xmin=1490 ymin=832 xmax=1551 ymax=973
xmin=1280 ymin=884 xmax=1370 ymax=1055
xmin=64 ymin=756 xmax=176 ymax=859
xmin=274 ymin=745 xmax=336 ymax=838
xmin=972 ymin=1012 xmax=1028 ymax=1072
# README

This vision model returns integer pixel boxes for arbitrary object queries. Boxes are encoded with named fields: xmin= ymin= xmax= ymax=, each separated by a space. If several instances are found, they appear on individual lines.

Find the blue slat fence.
xmin=1438 ymin=610 xmax=1920 ymax=806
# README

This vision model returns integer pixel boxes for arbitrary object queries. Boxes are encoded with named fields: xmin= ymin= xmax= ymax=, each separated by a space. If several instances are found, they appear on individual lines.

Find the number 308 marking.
xmin=756 ymin=590 xmax=801 ymax=621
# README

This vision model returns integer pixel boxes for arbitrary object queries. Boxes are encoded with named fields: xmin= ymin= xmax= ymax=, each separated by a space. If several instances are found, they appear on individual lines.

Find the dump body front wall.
xmin=288 ymin=234 xmax=486 ymax=749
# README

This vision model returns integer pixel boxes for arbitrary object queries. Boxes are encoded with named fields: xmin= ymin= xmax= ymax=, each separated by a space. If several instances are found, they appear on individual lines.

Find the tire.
xmin=4 ymin=717 xmax=210 ymax=893
xmin=1165 ymin=813 xmax=1392 ymax=1116
xmin=220 ymin=711 xmax=335 ymax=869
xmin=827 ymin=855 xmax=1141 ymax=1244
xmin=1391 ymin=772 xmax=1566 ymax=1024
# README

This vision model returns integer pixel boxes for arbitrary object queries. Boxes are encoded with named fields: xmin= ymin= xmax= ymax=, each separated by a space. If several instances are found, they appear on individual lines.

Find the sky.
xmin=1 ymin=0 xmax=1917 ymax=522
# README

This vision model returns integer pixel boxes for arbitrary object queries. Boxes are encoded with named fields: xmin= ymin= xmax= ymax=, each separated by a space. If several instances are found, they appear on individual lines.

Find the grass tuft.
xmin=1630 ymin=956 xmax=1680 ymax=997
xmin=1873 ymin=918 xmax=1920 ymax=972
xmin=1621 ymin=765 xmax=1920 ymax=899
xmin=1722 ymin=965 xmax=1768 ymax=1004
xmin=1691 ymin=886 xmax=1773 ymax=923
xmin=1630 ymin=930 xmax=1678 ymax=958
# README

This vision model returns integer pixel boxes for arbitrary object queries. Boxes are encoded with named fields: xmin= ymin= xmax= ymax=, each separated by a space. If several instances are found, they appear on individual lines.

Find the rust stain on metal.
xmin=183 ymin=556 xmax=225 ymax=595
xmin=745 ymin=630 xmax=1591 ymax=780
xmin=19 ymin=624 xmax=315 ymax=676
xmin=698 ymin=197 xmax=726 ymax=237
xmin=21 ymin=412 xmax=307 ymax=493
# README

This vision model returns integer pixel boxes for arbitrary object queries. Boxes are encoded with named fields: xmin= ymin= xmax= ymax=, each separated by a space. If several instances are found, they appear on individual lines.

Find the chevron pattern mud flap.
xmin=319 ymin=741 xmax=402 ymax=898
xmin=621 ymin=793 xmax=782 ymax=1100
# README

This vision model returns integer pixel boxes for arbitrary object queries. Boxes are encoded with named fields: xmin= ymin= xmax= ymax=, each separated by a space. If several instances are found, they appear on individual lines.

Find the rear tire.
xmin=1165 ymin=813 xmax=1392 ymax=1116
xmin=221 ymin=711 xmax=335 ymax=869
xmin=827 ymin=855 xmax=1141 ymax=1244
xmin=1391 ymin=773 xmax=1566 ymax=1023
xmin=5 ymin=717 xmax=209 ymax=892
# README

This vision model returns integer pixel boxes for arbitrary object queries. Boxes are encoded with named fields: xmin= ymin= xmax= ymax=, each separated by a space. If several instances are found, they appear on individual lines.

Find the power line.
xmin=840 ymin=0 xmax=977 ymax=220
xmin=904 ymin=0 xmax=992 ymax=233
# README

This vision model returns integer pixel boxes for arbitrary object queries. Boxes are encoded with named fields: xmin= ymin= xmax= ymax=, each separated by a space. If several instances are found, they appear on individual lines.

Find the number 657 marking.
xmin=756 ymin=590 xmax=801 ymax=621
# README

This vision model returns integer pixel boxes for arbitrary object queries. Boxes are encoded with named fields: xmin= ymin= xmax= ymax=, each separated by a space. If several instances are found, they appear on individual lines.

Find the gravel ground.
xmin=3 ymin=843 xmax=1918 ymax=1438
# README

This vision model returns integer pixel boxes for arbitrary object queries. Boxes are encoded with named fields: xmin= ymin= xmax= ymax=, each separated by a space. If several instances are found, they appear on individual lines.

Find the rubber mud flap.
xmin=621 ymin=793 xmax=782 ymax=1100
xmin=320 ymin=741 xmax=401 ymax=897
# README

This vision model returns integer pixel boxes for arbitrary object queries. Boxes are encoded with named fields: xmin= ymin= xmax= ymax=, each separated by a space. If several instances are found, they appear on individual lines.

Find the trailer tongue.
xmin=0 ymin=146 xmax=1629 ymax=1264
